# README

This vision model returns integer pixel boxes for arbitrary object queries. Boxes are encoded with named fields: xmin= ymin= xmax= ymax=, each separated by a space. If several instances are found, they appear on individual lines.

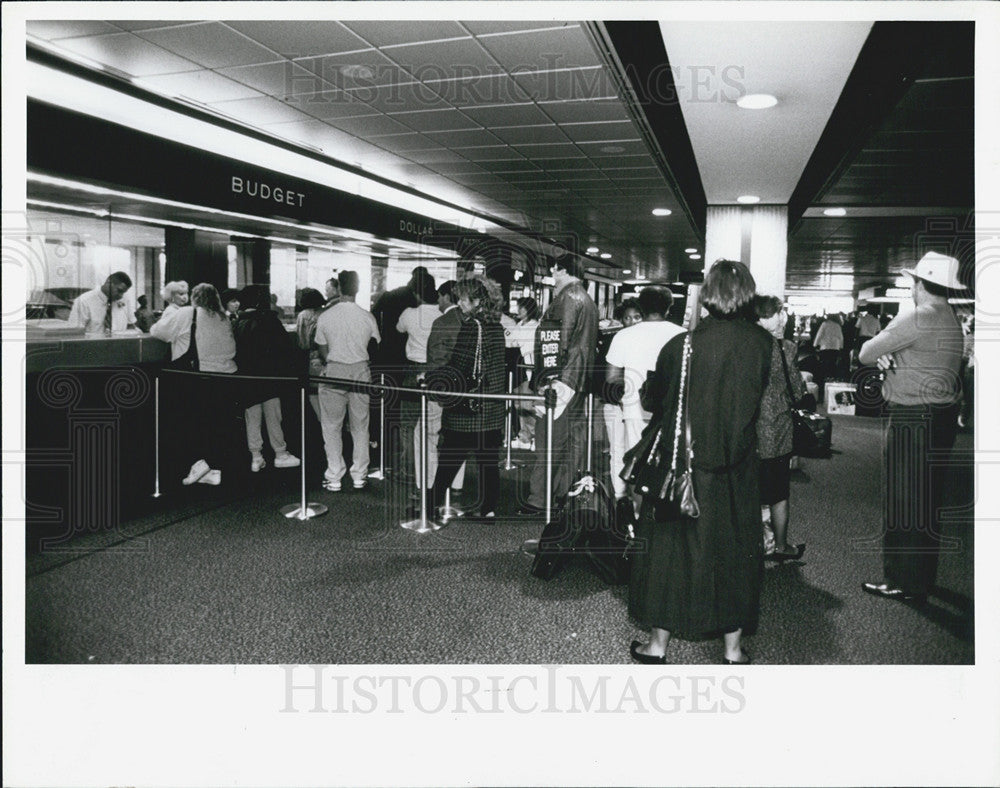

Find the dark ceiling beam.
xmin=595 ymin=21 xmax=707 ymax=241
xmin=788 ymin=21 xmax=972 ymax=233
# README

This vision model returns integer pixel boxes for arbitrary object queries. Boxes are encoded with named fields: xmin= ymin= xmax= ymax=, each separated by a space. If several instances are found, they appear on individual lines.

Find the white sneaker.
xmin=352 ymin=478 xmax=367 ymax=490
xmin=197 ymin=469 xmax=222 ymax=485
xmin=250 ymin=455 xmax=266 ymax=473
xmin=322 ymin=476 xmax=342 ymax=492
xmin=183 ymin=459 xmax=211 ymax=485
xmin=510 ymin=438 xmax=534 ymax=451
xmin=274 ymin=453 xmax=300 ymax=468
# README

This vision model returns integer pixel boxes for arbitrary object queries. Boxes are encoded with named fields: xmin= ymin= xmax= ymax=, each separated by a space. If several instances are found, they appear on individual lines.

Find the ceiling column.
xmin=704 ymin=205 xmax=788 ymax=298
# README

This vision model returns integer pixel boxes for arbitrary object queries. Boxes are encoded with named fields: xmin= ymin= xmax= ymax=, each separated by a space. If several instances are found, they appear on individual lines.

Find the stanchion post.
xmin=499 ymin=369 xmax=524 ymax=470
xmin=585 ymin=392 xmax=594 ymax=472
xmin=281 ymin=379 xmax=328 ymax=520
xmin=152 ymin=373 xmax=161 ymax=498
xmin=438 ymin=486 xmax=465 ymax=523
xmin=401 ymin=382 xmax=441 ymax=533
xmin=544 ymin=386 xmax=556 ymax=524
xmin=368 ymin=373 xmax=387 ymax=480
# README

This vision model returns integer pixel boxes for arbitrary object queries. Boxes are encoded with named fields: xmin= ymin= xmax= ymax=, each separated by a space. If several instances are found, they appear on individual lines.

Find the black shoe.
xmin=768 ymin=544 xmax=806 ymax=562
xmin=516 ymin=503 xmax=545 ymax=516
xmin=723 ymin=651 xmax=752 ymax=665
xmin=862 ymin=581 xmax=924 ymax=602
xmin=629 ymin=640 xmax=667 ymax=665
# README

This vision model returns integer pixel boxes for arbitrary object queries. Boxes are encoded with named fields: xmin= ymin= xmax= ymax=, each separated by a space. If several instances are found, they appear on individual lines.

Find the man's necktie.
xmin=104 ymin=299 xmax=113 ymax=334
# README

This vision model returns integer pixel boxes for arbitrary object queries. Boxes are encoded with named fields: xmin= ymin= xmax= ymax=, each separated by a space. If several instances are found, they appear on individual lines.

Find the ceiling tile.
xmin=433 ymin=75 xmax=530 ymax=106
xmin=134 ymin=70 xmax=264 ymax=103
xmin=491 ymin=125 xmax=571 ymax=146
xmin=383 ymin=37 xmax=497 ymax=80
xmin=209 ymin=95 xmax=311 ymax=126
xmin=425 ymin=128 xmax=505 ymax=148
xmin=224 ymin=21 xmax=369 ymax=58
xmin=511 ymin=142 xmax=583 ymax=159
xmin=458 ymin=102 xmax=551 ymax=127
xmin=27 ymin=21 xmax=122 ymax=39
xmin=369 ymin=133 xmax=442 ymax=151
xmin=577 ymin=140 xmax=650 ymax=157
xmin=108 ymin=20 xmax=192 ymax=32
xmin=457 ymin=146 xmax=525 ymax=162
xmin=297 ymin=50 xmax=412 ymax=90
xmin=138 ymin=22 xmax=281 ymax=68
xmin=51 ymin=32 xmax=201 ymax=76
xmin=402 ymin=148 xmax=470 ymax=165
xmin=463 ymin=21 xmax=574 ymax=36
xmin=389 ymin=109 xmax=480 ymax=132
xmin=328 ymin=114 xmax=413 ymax=137
xmin=476 ymin=25 xmax=601 ymax=71
xmin=539 ymin=158 xmax=599 ymax=172
xmin=342 ymin=20 xmax=469 ymax=48
xmin=425 ymin=161 xmax=489 ymax=175
xmin=287 ymin=90 xmax=382 ymax=121
xmin=538 ymin=99 xmax=630 ymax=124
xmin=218 ymin=61 xmax=327 ymax=98
xmin=346 ymin=82 xmax=449 ymax=113
xmin=513 ymin=68 xmax=618 ymax=103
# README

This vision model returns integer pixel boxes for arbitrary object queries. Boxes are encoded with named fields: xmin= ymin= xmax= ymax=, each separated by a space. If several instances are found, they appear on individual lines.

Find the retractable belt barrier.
xmin=155 ymin=368 xmax=557 ymax=527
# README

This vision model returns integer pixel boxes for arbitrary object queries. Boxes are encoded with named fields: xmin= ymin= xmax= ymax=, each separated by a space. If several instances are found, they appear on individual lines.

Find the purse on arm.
xmin=779 ymin=340 xmax=832 ymax=457
xmin=172 ymin=308 xmax=200 ymax=371
xmin=449 ymin=318 xmax=485 ymax=416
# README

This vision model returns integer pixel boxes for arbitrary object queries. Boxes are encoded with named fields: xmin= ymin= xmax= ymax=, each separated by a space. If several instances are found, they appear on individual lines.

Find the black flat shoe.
xmin=862 ymin=581 xmax=925 ymax=603
xmin=723 ymin=651 xmax=751 ymax=665
xmin=630 ymin=640 xmax=667 ymax=665
xmin=769 ymin=544 xmax=806 ymax=562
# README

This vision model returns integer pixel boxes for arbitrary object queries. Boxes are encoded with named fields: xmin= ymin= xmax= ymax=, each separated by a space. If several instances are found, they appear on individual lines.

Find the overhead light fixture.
xmin=622 ymin=269 xmax=632 ymax=275
xmin=586 ymin=246 xmax=599 ymax=254
xmin=600 ymin=253 xmax=612 ymax=259
xmin=823 ymin=207 xmax=847 ymax=217
xmin=737 ymin=195 xmax=760 ymax=204
xmin=339 ymin=65 xmax=375 ymax=80
xmin=651 ymin=208 xmax=672 ymax=216
xmin=689 ymin=254 xmax=702 ymax=260
xmin=600 ymin=145 xmax=625 ymax=153
xmin=684 ymin=247 xmax=697 ymax=254
xmin=737 ymin=94 xmax=778 ymax=110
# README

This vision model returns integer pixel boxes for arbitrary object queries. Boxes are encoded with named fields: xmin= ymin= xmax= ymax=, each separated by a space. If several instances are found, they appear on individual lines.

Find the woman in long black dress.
xmin=629 ymin=260 xmax=772 ymax=665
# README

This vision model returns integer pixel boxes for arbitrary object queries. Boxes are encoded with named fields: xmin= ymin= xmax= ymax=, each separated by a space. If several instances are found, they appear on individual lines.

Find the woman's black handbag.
xmin=621 ymin=334 xmax=699 ymax=520
xmin=172 ymin=308 xmax=199 ymax=371
xmin=450 ymin=319 xmax=485 ymax=415
xmin=779 ymin=342 xmax=832 ymax=457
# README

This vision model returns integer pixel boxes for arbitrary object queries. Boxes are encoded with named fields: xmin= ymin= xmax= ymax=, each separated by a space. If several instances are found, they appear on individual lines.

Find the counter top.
xmin=25 ymin=333 xmax=171 ymax=373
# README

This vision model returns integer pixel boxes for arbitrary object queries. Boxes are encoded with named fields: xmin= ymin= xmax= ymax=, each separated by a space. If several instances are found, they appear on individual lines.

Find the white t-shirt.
xmin=605 ymin=320 xmax=685 ymax=420
xmin=510 ymin=319 xmax=538 ymax=365
xmin=315 ymin=301 xmax=381 ymax=364
xmin=500 ymin=313 xmax=518 ymax=348
xmin=396 ymin=303 xmax=441 ymax=363
xmin=67 ymin=287 xmax=130 ymax=335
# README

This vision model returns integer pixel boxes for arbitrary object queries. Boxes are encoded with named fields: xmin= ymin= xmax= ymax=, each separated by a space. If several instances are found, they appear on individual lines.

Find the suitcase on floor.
xmin=530 ymin=475 xmax=631 ymax=584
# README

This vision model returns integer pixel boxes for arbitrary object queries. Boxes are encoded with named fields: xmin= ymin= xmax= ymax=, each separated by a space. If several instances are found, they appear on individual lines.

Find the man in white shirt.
xmin=67 ymin=271 xmax=133 ymax=336
xmin=604 ymin=285 xmax=684 ymax=506
xmin=314 ymin=270 xmax=381 ymax=492
xmin=814 ymin=314 xmax=844 ymax=394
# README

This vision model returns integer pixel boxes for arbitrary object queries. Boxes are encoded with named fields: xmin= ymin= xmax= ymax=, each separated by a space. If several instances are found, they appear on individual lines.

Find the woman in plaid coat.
xmin=425 ymin=276 xmax=507 ymax=519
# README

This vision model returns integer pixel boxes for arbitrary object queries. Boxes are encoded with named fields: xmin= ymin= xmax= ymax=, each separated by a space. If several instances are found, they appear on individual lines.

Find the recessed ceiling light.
xmin=737 ymin=195 xmax=761 ymax=204
xmin=340 ymin=65 xmax=375 ymax=80
xmin=600 ymin=145 xmax=625 ymax=153
xmin=823 ymin=207 xmax=847 ymax=217
xmin=737 ymin=93 xmax=778 ymax=110
xmin=651 ymin=208 xmax=672 ymax=216
xmin=586 ymin=246 xmax=599 ymax=254
xmin=684 ymin=247 xmax=697 ymax=253
xmin=689 ymin=254 xmax=702 ymax=260
xmin=600 ymin=252 xmax=612 ymax=259
xmin=622 ymin=269 xmax=632 ymax=275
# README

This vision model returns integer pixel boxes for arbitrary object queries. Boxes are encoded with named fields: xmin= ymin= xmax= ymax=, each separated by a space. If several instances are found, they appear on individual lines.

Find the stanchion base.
xmin=520 ymin=538 xmax=540 ymax=557
xmin=151 ymin=492 xmax=162 ymax=499
xmin=498 ymin=459 xmax=525 ymax=470
xmin=281 ymin=502 xmax=329 ymax=520
xmin=437 ymin=505 xmax=465 ymax=523
xmin=367 ymin=469 xmax=387 ymax=481
xmin=400 ymin=517 xmax=443 ymax=533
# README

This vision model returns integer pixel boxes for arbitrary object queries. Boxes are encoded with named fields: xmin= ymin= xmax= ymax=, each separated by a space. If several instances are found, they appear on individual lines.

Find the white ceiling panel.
xmin=388 ymin=108 xmax=480 ymax=132
xmin=513 ymin=68 xmax=618 ymax=103
xmin=577 ymin=140 xmax=649 ymax=157
xmin=425 ymin=128 xmax=505 ymax=148
xmin=384 ymin=37 xmax=498 ymax=78
xmin=432 ymin=74 xmax=530 ymax=106
xmin=462 ymin=21 xmax=574 ymax=36
xmin=217 ymin=61 xmax=325 ymax=98
xmin=458 ymin=102 xmax=552 ymax=127
xmin=343 ymin=20 xmax=469 ymax=48
xmin=538 ymin=99 xmax=630 ymax=124
xmin=288 ymin=90 xmax=382 ymax=121
xmin=347 ymin=82 xmax=449 ymax=113
xmin=369 ymin=133 xmax=443 ymax=152
xmin=224 ymin=20 xmax=370 ymax=58
xmin=329 ymin=113 xmax=413 ymax=137
xmin=27 ymin=21 xmax=122 ymax=40
xmin=457 ymin=146 xmax=526 ymax=162
xmin=137 ymin=22 xmax=281 ymax=69
xmin=209 ymin=95 xmax=313 ymax=126
xmin=296 ymin=49 xmax=412 ymax=90
xmin=510 ymin=142 xmax=584 ymax=159
xmin=490 ymin=125 xmax=571 ymax=146
xmin=109 ymin=20 xmax=196 ymax=32
xmin=560 ymin=120 xmax=639 ymax=143
xmin=134 ymin=70 xmax=263 ymax=103
xmin=53 ymin=32 xmax=200 ymax=76
xmin=476 ymin=25 xmax=601 ymax=72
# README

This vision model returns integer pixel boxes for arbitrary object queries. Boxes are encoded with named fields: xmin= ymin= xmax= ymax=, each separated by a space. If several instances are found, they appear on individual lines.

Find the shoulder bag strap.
xmin=777 ymin=339 xmax=796 ymax=409
xmin=683 ymin=334 xmax=694 ymax=472
xmin=472 ymin=319 xmax=482 ymax=379
xmin=669 ymin=333 xmax=691 ymax=475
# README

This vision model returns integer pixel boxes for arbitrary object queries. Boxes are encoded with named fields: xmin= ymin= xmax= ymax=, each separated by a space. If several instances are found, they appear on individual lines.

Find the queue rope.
xmin=154 ymin=368 xmax=556 ymax=528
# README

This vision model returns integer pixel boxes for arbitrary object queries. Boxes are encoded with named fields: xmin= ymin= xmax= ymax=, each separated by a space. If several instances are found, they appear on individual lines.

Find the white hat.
xmin=902 ymin=251 xmax=967 ymax=290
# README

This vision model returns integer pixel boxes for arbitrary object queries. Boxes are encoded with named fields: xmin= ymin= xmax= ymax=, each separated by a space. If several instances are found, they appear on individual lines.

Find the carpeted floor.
xmin=24 ymin=413 xmax=975 ymax=664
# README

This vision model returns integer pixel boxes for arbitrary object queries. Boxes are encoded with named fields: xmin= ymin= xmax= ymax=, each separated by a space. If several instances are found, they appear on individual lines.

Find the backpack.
xmin=530 ymin=474 xmax=631 ymax=585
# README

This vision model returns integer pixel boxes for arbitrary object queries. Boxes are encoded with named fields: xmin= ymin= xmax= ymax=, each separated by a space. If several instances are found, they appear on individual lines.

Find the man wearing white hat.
xmin=858 ymin=251 xmax=968 ymax=603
